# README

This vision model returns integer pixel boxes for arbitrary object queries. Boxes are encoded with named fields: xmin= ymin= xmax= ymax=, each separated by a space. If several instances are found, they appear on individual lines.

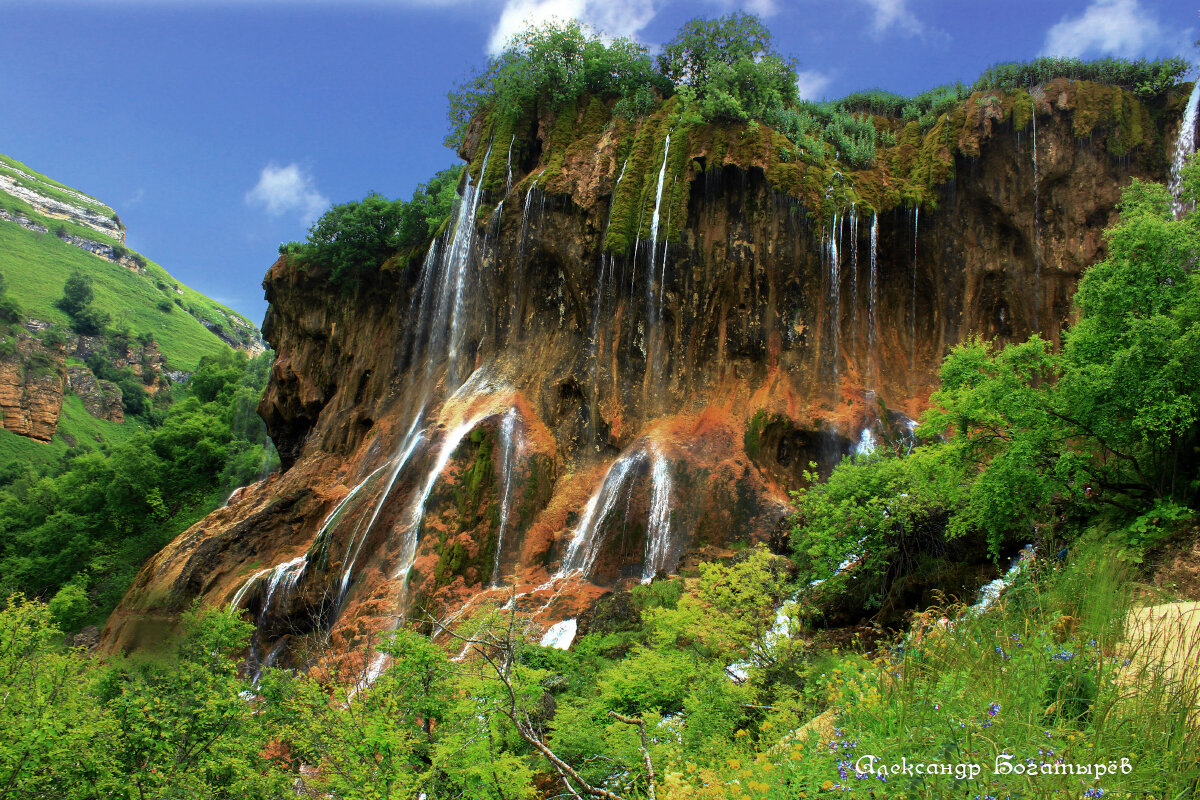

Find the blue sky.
xmin=1 ymin=0 xmax=1195 ymax=324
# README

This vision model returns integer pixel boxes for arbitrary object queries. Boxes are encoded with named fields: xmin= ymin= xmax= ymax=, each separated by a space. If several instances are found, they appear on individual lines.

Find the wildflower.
xmin=1082 ymin=789 xmax=1106 ymax=798
xmin=987 ymin=702 xmax=1001 ymax=716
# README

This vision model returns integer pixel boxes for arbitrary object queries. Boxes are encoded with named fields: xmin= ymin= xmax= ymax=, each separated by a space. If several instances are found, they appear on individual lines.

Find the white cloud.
xmin=860 ymin=0 xmax=923 ymax=37
xmin=486 ymin=0 xmax=659 ymax=54
xmin=245 ymin=163 xmax=328 ymax=226
xmin=795 ymin=69 xmax=832 ymax=101
xmin=1042 ymin=0 xmax=1165 ymax=58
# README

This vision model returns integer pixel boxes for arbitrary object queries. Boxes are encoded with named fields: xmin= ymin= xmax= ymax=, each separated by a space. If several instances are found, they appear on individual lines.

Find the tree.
xmin=55 ymin=272 xmax=93 ymax=317
xmin=657 ymin=13 xmax=798 ymax=123
xmin=55 ymin=272 xmax=109 ymax=335
xmin=446 ymin=20 xmax=666 ymax=147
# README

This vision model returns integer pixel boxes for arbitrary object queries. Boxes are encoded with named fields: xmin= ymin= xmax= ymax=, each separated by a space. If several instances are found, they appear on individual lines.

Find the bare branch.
xmin=608 ymin=712 xmax=657 ymax=800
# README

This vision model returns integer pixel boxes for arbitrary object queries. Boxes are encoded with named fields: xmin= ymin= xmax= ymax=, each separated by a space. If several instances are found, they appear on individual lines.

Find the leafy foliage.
xmin=659 ymin=13 xmax=798 ymax=124
xmin=0 ymin=350 xmax=278 ymax=624
xmin=790 ymin=158 xmax=1200 ymax=610
xmin=446 ymin=20 xmax=666 ymax=147
xmin=55 ymin=272 xmax=110 ymax=336
xmin=283 ymin=166 xmax=462 ymax=287
xmin=973 ymin=55 xmax=1191 ymax=97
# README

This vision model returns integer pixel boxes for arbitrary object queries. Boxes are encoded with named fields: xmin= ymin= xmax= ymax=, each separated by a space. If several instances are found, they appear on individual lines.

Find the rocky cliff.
xmin=104 ymin=79 xmax=1195 ymax=673
xmin=0 ymin=334 xmax=66 ymax=441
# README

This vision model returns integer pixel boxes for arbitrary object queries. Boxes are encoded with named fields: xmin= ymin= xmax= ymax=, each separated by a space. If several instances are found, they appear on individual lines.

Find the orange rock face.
xmin=0 ymin=335 xmax=65 ymax=441
xmin=104 ymin=89 xmax=1178 ymax=670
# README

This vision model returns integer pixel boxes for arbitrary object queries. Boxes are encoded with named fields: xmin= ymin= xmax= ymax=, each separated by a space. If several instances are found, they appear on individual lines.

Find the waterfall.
xmin=910 ymin=206 xmax=918 ymax=375
xmin=868 ymin=212 xmax=878 ymax=365
xmin=556 ymin=452 xmax=643 ymax=579
xmin=540 ymin=618 xmax=578 ymax=650
xmin=228 ymin=556 xmax=305 ymax=625
xmin=262 ymin=556 xmax=307 ymax=613
xmin=853 ymin=427 xmax=877 ymax=458
xmin=391 ymin=400 xmax=499 ymax=582
xmin=445 ymin=144 xmax=491 ymax=378
xmin=849 ymin=206 xmax=858 ymax=334
xmin=490 ymin=407 xmax=520 ymax=587
xmin=229 ymin=567 xmax=272 ymax=611
xmin=828 ymin=211 xmax=841 ymax=375
xmin=337 ymin=147 xmax=498 ymax=606
xmin=505 ymin=134 xmax=515 ymax=194
xmin=648 ymin=134 xmax=671 ymax=271
xmin=338 ymin=418 xmax=427 ymax=602
xmin=511 ymin=178 xmax=541 ymax=338
xmin=1031 ymin=106 xmax=1041 ymax=330
xmin=1170 ymin=78 xmax=1200 ymax=217
xmin=641 ymin=450 xmax=673 ymax=583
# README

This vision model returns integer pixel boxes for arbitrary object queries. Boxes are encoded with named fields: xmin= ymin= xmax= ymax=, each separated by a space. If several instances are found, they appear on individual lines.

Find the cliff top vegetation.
xmin=287 ymin=14 xmax=1191 ymax=285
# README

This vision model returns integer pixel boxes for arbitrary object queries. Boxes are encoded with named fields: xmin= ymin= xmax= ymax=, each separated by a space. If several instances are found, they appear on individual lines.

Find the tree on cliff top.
xmin=446 ymin=19 xmax=667 ymax=147
xmin=284 ymin=165 xmax=461 ymax=287
xmin=657 ymin=12 xmax=798 ymax=123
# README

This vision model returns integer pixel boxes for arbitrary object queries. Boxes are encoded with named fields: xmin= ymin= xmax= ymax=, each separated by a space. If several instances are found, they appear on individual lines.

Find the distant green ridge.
xmin=0 ymin=152 xmax=262 ymax=371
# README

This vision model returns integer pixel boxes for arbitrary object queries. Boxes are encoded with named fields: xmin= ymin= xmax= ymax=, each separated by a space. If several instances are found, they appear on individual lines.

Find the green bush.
xmin=446 ymin=19 xmax=666 ymax=147
xmin=658 ymin=13 xmax=798 ymax=124
xmin=284 ymin=166 xmax=462 ymax=287
xmin=973 ymin=55 xmax=1190 ymax=97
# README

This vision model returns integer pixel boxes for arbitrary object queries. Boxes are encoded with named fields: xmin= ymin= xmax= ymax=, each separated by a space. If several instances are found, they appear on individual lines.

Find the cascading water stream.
xmin=1170 ymin=77 xmax=1200 ymax=217
xmin=505 ymin=134 xmax=515 ymax=194
xmin=868 ymin=212 xmax=878 ymax=379
xmin=1031 ymin=105 xmax=1042 ymax=330
xmin=338 ymin=418 xmax=427 ymax=602
xmin=828 ymin=211 xmax=841 ymax=376
xmin=555 ymin=452 xmax=643 ymax=580
xmin=490 ymin=407 xmax=520 ymax=587
xmin=590 ymin=158 xmax=629 ymax=412
xmin=849 ymin=206 xmax=858 ymax=336
xmin=510 ymin=178 xmax=542 ymax=339
xmin=910 ymin=206 xmax=918 ymax=376
xmin=445 ymin=144 xmax=491 ymax=379
xmin=648 ymin=134 xmax=671 ymax=272
xmin=641 ymin=449 xmax=673 ymax=583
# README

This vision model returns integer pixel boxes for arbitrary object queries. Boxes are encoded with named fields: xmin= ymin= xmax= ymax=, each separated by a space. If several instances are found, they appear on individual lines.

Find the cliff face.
xmin=104 ymin=81 xmax=1191 ymax=669
xmin=0 ymin=335 xmax=65 ymax=442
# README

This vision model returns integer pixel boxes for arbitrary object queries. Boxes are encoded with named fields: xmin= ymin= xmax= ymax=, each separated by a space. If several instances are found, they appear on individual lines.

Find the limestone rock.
xmin=67 ymin=366 xmax=124 ymax=423
xmin=0 ymin=335 xmax=65 ymax=442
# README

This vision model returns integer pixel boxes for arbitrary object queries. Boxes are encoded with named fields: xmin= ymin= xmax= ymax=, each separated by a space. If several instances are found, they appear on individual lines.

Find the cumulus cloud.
xmin=245 ymin=163 xmax=328 ymax=226
xmin=486 ymin=0 xmax=659 ymax=54
xmin=1042 ymin=0 xmax=1165 ymax=58
xmin=795 ymin=69 xmax=832 ymax=101
xmin=860 ymin=0 xmax=923 ymax=37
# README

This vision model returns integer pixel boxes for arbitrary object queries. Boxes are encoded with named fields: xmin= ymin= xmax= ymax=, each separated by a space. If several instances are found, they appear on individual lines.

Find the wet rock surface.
xmin=105 ymin=85 xmax=1180 ymax=666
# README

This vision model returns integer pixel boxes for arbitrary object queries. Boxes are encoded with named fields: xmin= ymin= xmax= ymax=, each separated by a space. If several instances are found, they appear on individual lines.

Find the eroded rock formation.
xmin=104 ymin=81 xmax=1194 ymax=672
xmin=0 ymin=334 xmax=65 ymax=441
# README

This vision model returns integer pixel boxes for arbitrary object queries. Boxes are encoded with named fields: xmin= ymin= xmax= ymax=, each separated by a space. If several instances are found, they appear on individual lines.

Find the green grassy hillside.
xmin=0 ymin=152 xmax=265 ymax=465
xmin=0 ymin=154 xmax=260 ymax=371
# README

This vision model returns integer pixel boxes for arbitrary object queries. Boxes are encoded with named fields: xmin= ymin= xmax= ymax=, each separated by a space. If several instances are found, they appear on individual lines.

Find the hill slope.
xmin=0 ymin=151 xmax=264 ymax=459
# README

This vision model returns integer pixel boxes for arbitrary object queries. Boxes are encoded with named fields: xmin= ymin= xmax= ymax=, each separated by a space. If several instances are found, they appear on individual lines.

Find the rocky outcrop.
xmin=0 ymin=335 xmax=66 ymax=441
xmin=67 ymin=366 xmax=124 ymax=423
xmin=104 ymin=80 xmax=1192 ymax=666
xmin=0 ymin=168 xmax=123 ymax=241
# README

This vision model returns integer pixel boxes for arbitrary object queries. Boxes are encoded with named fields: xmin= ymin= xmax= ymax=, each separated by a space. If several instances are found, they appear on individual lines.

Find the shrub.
xmin=973 ymin=55 xmax=1190 ymax=97
xmin=658 ymin=13 xmax=798 ymax=124
xmin=156 ymin=298 xmax=173 ymax=313
xmin=446 ymin=20 xmax=666 ymax=147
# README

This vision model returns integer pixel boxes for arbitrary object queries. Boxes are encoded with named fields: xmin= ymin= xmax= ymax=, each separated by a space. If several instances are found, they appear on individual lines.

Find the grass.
xmin=0 ymin=218 xmax=247 ymax=371
xmin=0 ymin=153 xmax=114 ymax=217
xmin=0 ymin=394 xmax=145 ymax=469
xmin=679 ymin=534 xmax=1200 ymax=799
